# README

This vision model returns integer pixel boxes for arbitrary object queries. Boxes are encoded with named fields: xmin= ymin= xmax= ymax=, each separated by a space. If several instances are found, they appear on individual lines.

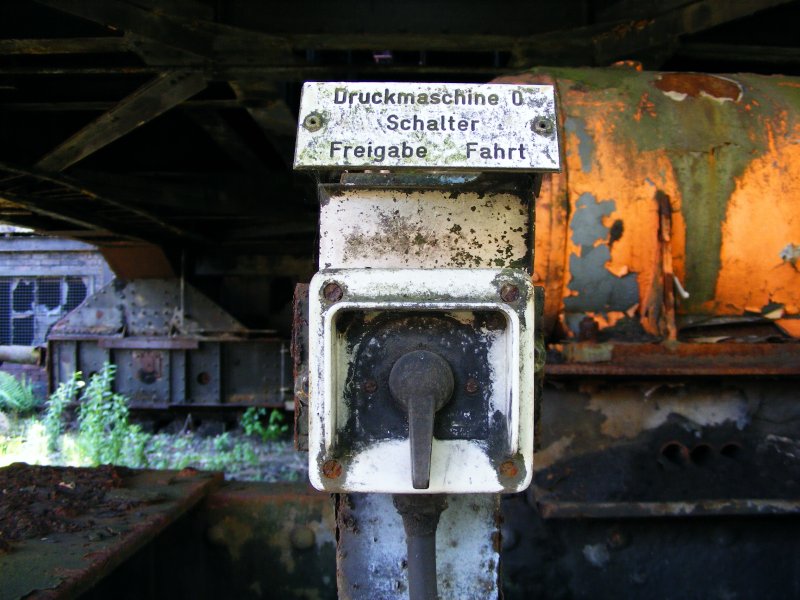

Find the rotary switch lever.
xmin=388 ymin=350 xmax=455 ymax=489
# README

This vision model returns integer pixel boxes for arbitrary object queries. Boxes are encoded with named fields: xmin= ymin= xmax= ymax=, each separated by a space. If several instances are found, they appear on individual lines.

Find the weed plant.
xmin=43 ymin=371 xmax=82 ymax=452
xmin=241 ymin=406 xmax=289 ymax=442
xmin=2 ymin=365 xmax=304 ymax=482
xmin=76 ymin=364 xmax=147 ymax=466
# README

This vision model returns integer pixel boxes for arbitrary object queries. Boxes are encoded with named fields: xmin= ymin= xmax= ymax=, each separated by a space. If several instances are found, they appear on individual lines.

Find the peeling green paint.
xmin=527 ymin=67 xmax=799 ymax=313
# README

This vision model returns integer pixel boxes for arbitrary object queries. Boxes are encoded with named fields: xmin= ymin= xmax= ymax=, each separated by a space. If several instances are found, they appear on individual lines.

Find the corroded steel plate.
xmin=294 ymin=82 xmax=560 ymax=171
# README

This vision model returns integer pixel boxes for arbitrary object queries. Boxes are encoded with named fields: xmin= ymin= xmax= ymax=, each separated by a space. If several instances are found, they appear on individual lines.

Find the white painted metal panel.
xmin=336 ymin=493 xmax=499 ymax=600
xmin=318 ymin=188 xmax=530 ymax=269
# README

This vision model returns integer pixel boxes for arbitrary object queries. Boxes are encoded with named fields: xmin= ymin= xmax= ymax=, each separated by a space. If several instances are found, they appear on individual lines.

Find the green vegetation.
xmin=74 ymin=364 xmax=148 ymax=466
xmin=43 ymin=371 xmax=82 ymax=452
xmin=241 ymin=406 xmax=289 ymax=442
xmin=0 ymin=372 xmax=40 ymax=417
xmin=0 ymin=364 xmax=304 ymax=482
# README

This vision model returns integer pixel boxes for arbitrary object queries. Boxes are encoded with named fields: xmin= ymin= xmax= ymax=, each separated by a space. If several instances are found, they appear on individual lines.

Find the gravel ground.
xmin=137 ymin=431 xmax=310 ymax=483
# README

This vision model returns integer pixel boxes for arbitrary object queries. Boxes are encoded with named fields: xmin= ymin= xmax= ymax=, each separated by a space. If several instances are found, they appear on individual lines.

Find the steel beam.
xmin=36 ymin=71 xmax=207 ymax=172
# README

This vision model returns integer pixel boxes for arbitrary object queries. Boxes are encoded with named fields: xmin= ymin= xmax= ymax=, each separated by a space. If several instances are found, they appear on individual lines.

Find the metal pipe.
xmin=393 ymin=494 xmax=448 ymax=600
xmin=406 ymin=531 xmax=437 ymax=599
xmin=0 ymin=345 xmax=42 ymax=365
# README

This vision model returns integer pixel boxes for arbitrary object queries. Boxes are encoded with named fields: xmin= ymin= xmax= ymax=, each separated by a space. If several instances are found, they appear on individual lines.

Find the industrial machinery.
xmin=3 ymin=66 xmax=799 ymax=600
xmin=496 ymin=67 xmax=800 ymax=598
xmin=289 ymin=68 xmax=800 ymax=598
xmin=47 ymin=278 xmax=292 ymax=410
xmin=292 ymin=80 xmax=560 ymax=598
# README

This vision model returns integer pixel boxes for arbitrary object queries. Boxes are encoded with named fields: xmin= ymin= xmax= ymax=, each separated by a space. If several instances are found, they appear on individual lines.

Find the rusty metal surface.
xmin=96 ymin=337 xmax=199 ymax=350
xmin=531 ymin=378 xmax=800 ymax=518
xmin=291 ymin=283 xmax=310 ymax=450
xmin=500 ymin=492 xmax=800 ymax=600
xmin=0 ymin=465 xmax=222 ymax=600
xmin=199 ymin=482 xmax=337 ymax=600
xmin=47 ymin=278 xmax=291 ymax=408
xmin=49 ymin=279 xmax=247 ymax=338
xmin=49 ymin=337 xmax=291 ymax=408
xmin=494 ymin=68 xmax=800 ymax=344
xmin=98 ymin=243 xmax=175 ymax=279
xmin=546 ymin=341 xmax=800 ymax=375
xmin=538 ymin=498 xmax=800 ymax=519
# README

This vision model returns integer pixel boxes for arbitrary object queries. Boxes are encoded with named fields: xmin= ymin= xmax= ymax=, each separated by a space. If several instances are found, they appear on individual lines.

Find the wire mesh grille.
xmin=0 ymin=276 xmax=89 ymax=345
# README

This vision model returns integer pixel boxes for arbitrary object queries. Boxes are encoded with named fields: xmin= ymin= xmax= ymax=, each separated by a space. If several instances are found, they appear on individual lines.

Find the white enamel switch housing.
xmin=308 ymin=268 xmax=535 ymax=494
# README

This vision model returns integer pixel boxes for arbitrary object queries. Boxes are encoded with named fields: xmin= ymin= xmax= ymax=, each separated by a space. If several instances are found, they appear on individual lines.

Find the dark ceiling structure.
xmin=0 ymin=0 xmax=798 ymax=271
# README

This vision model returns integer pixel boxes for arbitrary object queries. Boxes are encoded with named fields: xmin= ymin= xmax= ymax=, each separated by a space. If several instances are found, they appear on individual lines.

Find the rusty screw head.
xmin=500 ymin=284 xmax=520 ymax=303
xmin=322 ymin=282 xmax=343 ymax=303
xmin=322 ymin=459 xmax=342 ymax=479
xmin=303 ymin=112 xmax=324 ymax=132
xmin=464 ymin=377 xmax=479 ymax=395
xmin=499 ymin=459 xmax=519 ymax=479
xmin=362 ymin=379 xmax=378 ymax=394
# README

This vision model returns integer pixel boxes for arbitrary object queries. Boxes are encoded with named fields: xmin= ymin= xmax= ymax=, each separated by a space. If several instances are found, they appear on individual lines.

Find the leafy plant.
xmin=0 ymin=372 xmax=41 ymax=417
xmin=213 ymin=431 xmax=233 ymax=453
xmin=75 ymin=363 xmax=148 ymax=467
xmin=43 ymin=371 xmax=83 ymax=452
xmin=241 ymin=407 xmax=289 ymax=442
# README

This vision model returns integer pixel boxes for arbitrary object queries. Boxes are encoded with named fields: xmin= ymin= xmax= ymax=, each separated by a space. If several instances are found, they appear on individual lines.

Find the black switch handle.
xmin=389 ymin=350 xmax=454 ymax=489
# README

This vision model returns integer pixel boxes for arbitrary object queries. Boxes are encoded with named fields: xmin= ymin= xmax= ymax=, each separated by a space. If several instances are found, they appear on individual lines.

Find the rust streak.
xmin=547 ymin=342 xmax=800 ymax=376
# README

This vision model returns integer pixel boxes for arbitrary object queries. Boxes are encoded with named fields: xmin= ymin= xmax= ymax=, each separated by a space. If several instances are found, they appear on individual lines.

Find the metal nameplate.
xmin=294 ymin=82 xmax=560 ymax=172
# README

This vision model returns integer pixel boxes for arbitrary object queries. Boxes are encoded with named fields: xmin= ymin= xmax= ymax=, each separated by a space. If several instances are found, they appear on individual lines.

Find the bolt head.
xmin=499 ymin=459 xmax=519 ymax=479
xmin=322 ymin=282 xmax=343 ymax=302
xmin=322 ymin=459 xmax=343 ymax=479
xmin=464 ymin=377 xmax=479 ymax=394
xmin=500 ymin=284 xmax=520 ymax=303
xmin=363 ymin=379 xmax=378 ymax=394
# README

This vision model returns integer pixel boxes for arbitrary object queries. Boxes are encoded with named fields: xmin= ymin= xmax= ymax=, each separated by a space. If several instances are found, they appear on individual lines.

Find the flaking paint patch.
xmin=654 ymin=73 xmax=743 ymax=103
xmin=587 ymin=388 xmax=750 ymax=440
xmin=565 ymin=117 xmax=595 ymax=173
xmin=564 ymin=193 xmax=639 ymax=316
xmin=535 ymin=434 xmax=575 ymax=469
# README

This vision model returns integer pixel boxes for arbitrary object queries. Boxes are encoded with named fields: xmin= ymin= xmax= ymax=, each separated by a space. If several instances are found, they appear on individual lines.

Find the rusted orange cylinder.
xmin=496 ymin=68 xmax=800 ymax=340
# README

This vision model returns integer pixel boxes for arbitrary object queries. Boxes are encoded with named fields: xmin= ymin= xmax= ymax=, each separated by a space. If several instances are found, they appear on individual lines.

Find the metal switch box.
xmin=307 ymin=268 xmax=535 ymax=494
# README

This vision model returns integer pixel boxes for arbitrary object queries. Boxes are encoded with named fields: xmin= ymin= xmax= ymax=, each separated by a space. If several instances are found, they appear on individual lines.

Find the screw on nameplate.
xmin=532 ymin=117 xmax=554 ymax=135
xmin=303 ymin=112 xmax=324 ymax=131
